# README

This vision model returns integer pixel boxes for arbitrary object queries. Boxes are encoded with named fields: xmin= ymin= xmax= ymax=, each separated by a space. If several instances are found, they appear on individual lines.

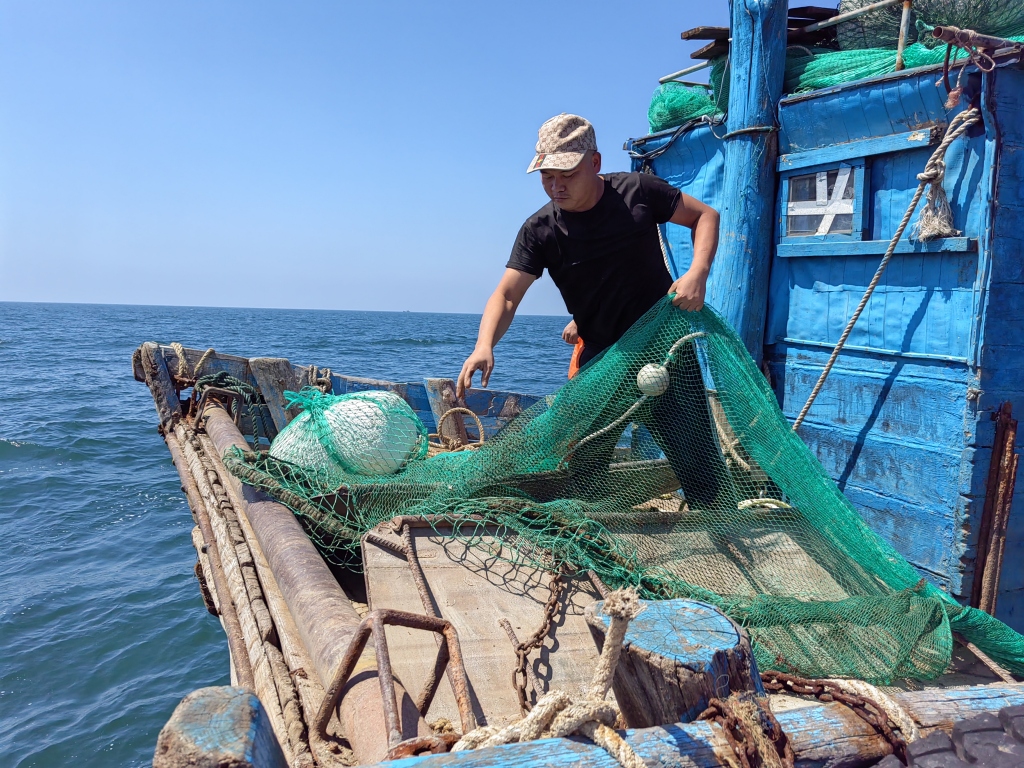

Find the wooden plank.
xmin=777 ymin=127 xmax=940 ymax=171
xmin=154 ymin=686 xmax=287 ymax=768
xmin=787 ymin=6 xmax=839 ymax=21
xmin=360 ymin=684 xmax=1024 ymax=767
xmin=249 ymin=357 xmax=300 ymax=434
xmin=680 ymin=26 xmax=729 ymax=41
xmin=362 ymin=523 xmax=604 ymax=729
xmin=690 ymin=39 xmax=729 ymax=60
xmin=774 ymin=236 xmax=974 ymax=260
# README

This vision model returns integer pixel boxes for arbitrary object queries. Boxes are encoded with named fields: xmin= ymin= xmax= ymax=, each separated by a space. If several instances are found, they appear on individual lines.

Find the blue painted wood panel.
xmin=767 ymin=253 xmax=977 ymax=360
xmin=626 ymin=124 xmax=726 ymax=283
xmin=778 ymin=69 xmax=948 ymax=153
xmin=971 ymin=67 xmax=1024 ymax=627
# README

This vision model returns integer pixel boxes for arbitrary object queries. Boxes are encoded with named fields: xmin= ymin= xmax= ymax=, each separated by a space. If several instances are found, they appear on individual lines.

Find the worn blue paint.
xmin=714 ymin=0 xmax=787 ymax=362
xmin=158 ymin=686 xmax=286 ymax=768
xmin=590 ymin=598 xmax=765 ymax=720
xmin=776 ymin=236 xmax=976 ymax=258
xmin=777 ymin=127 xmax=939 ymax=171
xmin=626 ymin=56 xmax=1024 ymax=629
xmin=362 ymin=684 xmax=1024 ymax=768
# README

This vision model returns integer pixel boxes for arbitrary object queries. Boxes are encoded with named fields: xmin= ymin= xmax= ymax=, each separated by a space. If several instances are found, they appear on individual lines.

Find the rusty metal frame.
xmin=313 ymin=608 xmax=476 ymax=752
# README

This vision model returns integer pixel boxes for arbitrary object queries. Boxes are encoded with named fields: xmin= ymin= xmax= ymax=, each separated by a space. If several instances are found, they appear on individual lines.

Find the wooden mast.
xmin=715 ymin=0 xmax=787 ymax=362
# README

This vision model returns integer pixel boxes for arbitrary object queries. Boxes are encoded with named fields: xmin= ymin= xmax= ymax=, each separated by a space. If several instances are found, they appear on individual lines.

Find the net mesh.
xmin=223 ymin=298 xmax=1024 ymax=684
xmin=648 ymin=2 xmax=1024 ymax=131
xmin=837 ymin=0 xmax=1024 ymax=50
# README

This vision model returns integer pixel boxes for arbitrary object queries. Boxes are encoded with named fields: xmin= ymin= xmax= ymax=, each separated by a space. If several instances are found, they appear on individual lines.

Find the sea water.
xmin=0 ymin=302 xmax=570 ymax=767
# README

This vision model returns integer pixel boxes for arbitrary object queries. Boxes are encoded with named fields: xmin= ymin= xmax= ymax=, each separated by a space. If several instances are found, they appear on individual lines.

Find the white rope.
xmin=792 ymin=109 xmax=980 ymax=431
xmin=452 ymin=589 xmax=646 ymax=768
xmin=573 ymin=332 xmax=706 ymax=451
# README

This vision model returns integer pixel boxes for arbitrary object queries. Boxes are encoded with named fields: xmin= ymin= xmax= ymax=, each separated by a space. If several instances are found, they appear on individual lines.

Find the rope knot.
xmin=452 ymin=588 xmax=646 ymax=768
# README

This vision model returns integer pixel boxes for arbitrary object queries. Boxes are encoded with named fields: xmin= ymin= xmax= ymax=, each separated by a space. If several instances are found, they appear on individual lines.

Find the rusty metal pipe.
xmin=201 ymin=404 xmax=430 ymax=763
xmin=932 ymin=24 xmax=1024 ymax=52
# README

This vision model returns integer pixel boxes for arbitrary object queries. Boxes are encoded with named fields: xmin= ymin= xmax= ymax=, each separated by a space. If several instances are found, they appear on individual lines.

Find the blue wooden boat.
xmin=137 ymin=4 xmax=1024 ymax=767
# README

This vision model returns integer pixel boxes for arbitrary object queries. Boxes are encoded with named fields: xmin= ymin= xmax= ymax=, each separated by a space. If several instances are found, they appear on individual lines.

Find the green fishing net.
xmin=648 ymin=1 xmax=1024 ymax=131
xmin=648 ymin=56 xmax=729 ymax=133
xmin=223 ymin=298 xmax=1024 ymax=684
xmin=836 ymin=0 xmax=1024 ymax=51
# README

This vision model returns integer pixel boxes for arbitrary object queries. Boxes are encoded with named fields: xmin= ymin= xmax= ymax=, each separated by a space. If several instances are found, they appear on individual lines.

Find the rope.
xmin=824 ymin=678 xmax=920 ymax=742
xmin=791 ymin=108 xmax=980 ymax=431
xmin=170 ymin=342 xmax=215 ymax=382
xmin=452 ymin=588 xmax=646 ymax=768
xmin=429 ymin=407 xmax=486 ymax=453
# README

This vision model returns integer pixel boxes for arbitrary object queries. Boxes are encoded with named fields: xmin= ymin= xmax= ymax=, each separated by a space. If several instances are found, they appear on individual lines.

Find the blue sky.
xmin=0 ymin=1 xmax=729 ymax=315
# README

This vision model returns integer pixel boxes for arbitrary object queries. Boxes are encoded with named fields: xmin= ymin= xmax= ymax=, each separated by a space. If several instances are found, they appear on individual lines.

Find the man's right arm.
xmin=457 ymin=268 xmax=536 ymax=397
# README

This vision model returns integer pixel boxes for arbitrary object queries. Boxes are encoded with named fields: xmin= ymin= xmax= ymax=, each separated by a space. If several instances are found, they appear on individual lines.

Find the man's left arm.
xmin=667 ymin=194 xmax=720 ymax=311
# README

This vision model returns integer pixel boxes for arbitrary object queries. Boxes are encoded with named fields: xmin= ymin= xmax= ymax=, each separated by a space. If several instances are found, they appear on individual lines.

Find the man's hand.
xmin=669 ymin=267 xmax=709 ymax=311
xmin=457 ymin=346 xmax=494 ymax=398
xmin=561 ymin=320 xmax=579 ymax=344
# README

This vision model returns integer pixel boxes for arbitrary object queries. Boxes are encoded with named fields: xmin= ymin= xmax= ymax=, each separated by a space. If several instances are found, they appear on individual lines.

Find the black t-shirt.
xmin=507 ymin=172 xmax=681 ymax=353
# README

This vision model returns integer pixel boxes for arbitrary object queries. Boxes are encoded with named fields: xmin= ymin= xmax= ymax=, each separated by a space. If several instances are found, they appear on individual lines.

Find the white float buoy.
xmin=637 ymin=364 xmax=670 ymax=397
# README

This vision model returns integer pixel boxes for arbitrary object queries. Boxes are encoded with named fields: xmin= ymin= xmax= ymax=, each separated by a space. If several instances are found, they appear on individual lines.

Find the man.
xmin=457 ymin=113 xmax=719 ymax=393
xmin=457 ymin=114 xmax=730 ymax=508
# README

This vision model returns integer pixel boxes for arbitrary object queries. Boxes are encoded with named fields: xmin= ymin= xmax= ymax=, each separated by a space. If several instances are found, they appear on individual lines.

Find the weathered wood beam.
xmin=199 ymin=432 xmax=355 ymax=767
xmin=165 ymin=430 xmax=254 ymax=689
xmin=174 ymin=425 xmax=299 ymax=766
xmin=154 ymin=686 xmax=287 ymax=768
xmin=249 ymin=357 xmax=301 ymax=434
xmin=361 ymin=684 xmax=1024 ymax=767
xmin=141 ymin=341 xmax=182 ymax=428
xmin=716 ymin=0 xmax=788 ymax=362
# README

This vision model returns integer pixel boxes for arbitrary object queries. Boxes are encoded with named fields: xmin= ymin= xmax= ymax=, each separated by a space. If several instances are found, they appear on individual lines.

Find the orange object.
xmin=568 ymin=337 xmax=585 ymax=379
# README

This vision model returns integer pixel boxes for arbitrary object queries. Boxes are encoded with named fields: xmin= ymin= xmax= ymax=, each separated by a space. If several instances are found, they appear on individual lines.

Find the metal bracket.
xmin=314 ymin=608 xmax=476 ymax=752
xmin=194 ymin=387 xmax=245 ymax=427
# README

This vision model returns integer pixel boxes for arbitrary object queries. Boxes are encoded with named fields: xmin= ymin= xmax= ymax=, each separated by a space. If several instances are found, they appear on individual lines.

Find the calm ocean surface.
xmin=0 ymin=301 xmax=571 ymax=767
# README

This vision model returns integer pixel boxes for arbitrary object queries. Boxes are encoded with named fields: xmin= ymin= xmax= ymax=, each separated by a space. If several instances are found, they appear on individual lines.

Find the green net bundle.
xmin=837 ymin=0 xmax=1024 ymax=50
xmin=649 ymin=0 xmax=1024 ymax=131
xmin=648 ymin=56 xmax=729 ymax=133
xmin=225 ymin=298 xmax=1024 ymax=684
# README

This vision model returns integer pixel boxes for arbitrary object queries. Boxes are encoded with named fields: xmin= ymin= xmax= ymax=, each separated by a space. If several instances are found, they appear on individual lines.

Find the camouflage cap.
xmin=527 ymin=114 xmax=597 ymax=174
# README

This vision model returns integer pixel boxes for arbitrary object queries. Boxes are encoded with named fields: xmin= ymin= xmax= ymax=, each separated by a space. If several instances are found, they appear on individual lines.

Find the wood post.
xmin=249 ymin=357 xmax=301 ymax=434
xmin=974 ymin=402 xmax=1020 ymax=615
xmin=716 ymin=0 xmax=788 ymax=362
xmin=154 ymin=686 xmax=287 ymax=768
xmin=585 ymin=598 xmax=762 ymax=728
xmin=424 ymin=378 xmax=469 ymax=445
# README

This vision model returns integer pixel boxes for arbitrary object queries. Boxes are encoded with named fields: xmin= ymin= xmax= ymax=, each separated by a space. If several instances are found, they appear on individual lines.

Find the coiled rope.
xmin=792 ymin=108 xmax=980 ymax=431
xmin=452 ymin=588 xmax=646 ymax=768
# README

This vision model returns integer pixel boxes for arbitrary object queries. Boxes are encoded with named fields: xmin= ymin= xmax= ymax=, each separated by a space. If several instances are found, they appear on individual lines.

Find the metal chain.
xmin=761 ymin=671 xmax=908 ymax=763
xmin=506 ymin=572 xmax=566 ymax=715
xmin=698 ymin=694 xmax=794 ymax=768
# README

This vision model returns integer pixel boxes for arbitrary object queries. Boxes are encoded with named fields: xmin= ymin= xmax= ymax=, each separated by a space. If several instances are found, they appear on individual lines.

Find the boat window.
xmin=786 ymin=166 xmax=855 ymax=236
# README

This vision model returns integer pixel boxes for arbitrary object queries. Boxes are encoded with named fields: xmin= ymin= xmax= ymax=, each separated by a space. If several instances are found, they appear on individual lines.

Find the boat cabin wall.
xmin=629 ymin=62 xmax=1024 ymax=628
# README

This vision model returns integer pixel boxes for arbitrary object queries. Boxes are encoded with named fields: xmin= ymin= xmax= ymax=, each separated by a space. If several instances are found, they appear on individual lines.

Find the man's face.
xmin=539 ymin=151 xmax=602 ymax=212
